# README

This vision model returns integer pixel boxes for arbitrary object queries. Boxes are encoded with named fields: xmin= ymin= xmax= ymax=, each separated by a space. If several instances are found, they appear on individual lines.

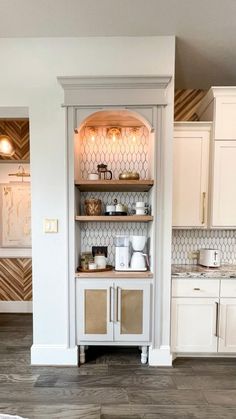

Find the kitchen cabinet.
xmin=211 ymin=141 xmax=236 ymax=227
xmin=171 ymin=297 xmax=218 ymax=352
xmin=197 ymin=87 xmax=236 ymax=140
xmin=171 ymin=278 xmax=236 ymax=355
xmin=218 ymin=299 xmax=236 ymax=352
xmin=76 ymin=279 xmax=151 ymax=362
xmin=172 ymin=122 xmax=210 ymax=228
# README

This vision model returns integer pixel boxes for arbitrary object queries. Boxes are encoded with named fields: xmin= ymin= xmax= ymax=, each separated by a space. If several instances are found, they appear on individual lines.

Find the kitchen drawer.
xmin=172 ymin=279 xmax=220 ymax=298
xmin=220 ymin=279 xmax=236 ymax=297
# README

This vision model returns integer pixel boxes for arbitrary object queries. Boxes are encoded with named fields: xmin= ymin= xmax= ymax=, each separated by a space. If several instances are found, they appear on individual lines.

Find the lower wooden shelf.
xmin=75 ymin=270 xmax=153 ymax=278
xmin=75 ymin=215 xmax=153 ymax=222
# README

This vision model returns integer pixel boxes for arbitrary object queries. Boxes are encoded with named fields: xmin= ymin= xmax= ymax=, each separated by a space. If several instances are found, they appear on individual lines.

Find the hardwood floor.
xmin=1 ymin=314 xmax=236 ymax=418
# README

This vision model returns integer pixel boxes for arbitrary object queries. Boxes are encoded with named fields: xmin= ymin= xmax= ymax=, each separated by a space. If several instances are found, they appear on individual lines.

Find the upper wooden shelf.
xmin=75 ymin=179 xmax=154 ymax=192
xmin=75 ymin=215 xmax=153 ymax=222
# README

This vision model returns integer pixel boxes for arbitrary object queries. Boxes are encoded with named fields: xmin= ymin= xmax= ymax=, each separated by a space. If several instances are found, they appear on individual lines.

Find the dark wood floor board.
xmin=204 ymin=390 xmax=236 ymax=406
xmin=0 ymin=373 xmax=38 ymax=384
xmin=108 ymin=365 xmax=194 ymax=376
xmin=174 ymin=374 xmax=236 ymax=390
xmin=127 ymin=389 xmax=207 ymax=405
xmin=53 ymin=374 xmax=176 ymax=390
xmin=0 ymin=403 xmax=101 ymax=419
xmin=101 ymin=405 xmax=236 ymax=419
xmin=0 ymin=386 xmax=129 ymax=405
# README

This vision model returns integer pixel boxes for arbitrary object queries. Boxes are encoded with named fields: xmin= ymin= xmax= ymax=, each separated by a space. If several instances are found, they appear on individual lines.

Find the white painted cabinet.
xmin=172 ymin=278 xmax=236 ymax=355
xmin=211 ymin=141 xmax=236 ymax=227
xmin=172 ymin=123 xmax=210 ymax=228
xmin=171 ymin=297 xmax=218 ymax=352
xmin=76 ymin=279 xmax=150 ymax=343
xmin=218 ymin=298 xmax=236 ymax=352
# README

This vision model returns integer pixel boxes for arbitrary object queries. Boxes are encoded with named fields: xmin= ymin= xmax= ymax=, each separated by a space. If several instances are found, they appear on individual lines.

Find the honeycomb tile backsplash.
xmin=172 ymin=229 xmax=236 ymax=265
xmin=79 ymin=126 xmax=150 ymax=179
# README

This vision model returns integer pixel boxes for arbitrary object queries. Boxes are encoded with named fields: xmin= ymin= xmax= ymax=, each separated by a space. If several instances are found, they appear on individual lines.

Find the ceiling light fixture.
xmin=86 ymin=127 xmax=98 ymax=142
xmin=0 ymin=135 xmax=15 ymax=157
xmin=129 ymin=127 xmax=141 ymax=142
xmin=107 ymin=127 xmax=121 ymax=142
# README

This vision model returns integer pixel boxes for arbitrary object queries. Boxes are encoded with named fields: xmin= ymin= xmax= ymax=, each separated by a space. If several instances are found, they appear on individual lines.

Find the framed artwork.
xmin=0 ymin=183 xmax=31 ymax=247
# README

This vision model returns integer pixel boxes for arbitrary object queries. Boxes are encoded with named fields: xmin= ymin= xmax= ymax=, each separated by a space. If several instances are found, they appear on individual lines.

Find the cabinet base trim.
xmin=173 ymin=352 xmax=236 ymax=358
xmin=149 ymin=345 xmax=172 ymax=366
xmin=31 ymin=344 xmax=78 ymax=366
xmin=0 ymin=301 xmax=32 ymax=313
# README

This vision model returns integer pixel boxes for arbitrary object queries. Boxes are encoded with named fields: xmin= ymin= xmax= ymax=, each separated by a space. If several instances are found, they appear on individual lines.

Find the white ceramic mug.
xmin=88 ymin=262 xmax=97 ymax=270
xmin=88 ymin=173 xmax=99 ymax=180
xmin=136 ymin=207 xmax=148 ymax=215
xmin=136 ymin=201 xmax=146 ymax=208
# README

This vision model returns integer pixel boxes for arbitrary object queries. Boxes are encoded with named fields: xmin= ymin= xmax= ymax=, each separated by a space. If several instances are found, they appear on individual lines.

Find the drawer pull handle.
xmin=194 ymin=287 xmax=200 ymax=291
xmin=201 ymin=192 xmax=206 ymax=224
xmin=215 ymin=301 xmax=219 ymax=337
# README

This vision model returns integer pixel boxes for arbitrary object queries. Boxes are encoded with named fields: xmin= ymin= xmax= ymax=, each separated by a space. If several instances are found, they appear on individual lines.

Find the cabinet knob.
xmin=193 ymin=287 xmax=200 ymax=291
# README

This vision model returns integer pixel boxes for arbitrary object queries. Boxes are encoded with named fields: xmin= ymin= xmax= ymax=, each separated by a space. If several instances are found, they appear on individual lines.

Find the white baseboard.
xmin=149 ymin=345 xmax=173 ymax=366
xmin=31 ymin=344 xmax=78 ymax=366
xmin=0 ymin=301 xmax=32 ymax=313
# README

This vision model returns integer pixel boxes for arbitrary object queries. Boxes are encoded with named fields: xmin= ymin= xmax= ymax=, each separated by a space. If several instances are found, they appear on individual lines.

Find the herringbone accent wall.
xmin=0 ymin=258 xmax=32 ymax=301
xmin=0 ymin=120 xmax=30 ymax=160
xmin=174 ymin=89 xmax=207 ymax=121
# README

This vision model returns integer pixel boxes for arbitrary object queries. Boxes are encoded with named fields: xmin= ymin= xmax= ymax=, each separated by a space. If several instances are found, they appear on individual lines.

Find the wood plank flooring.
xmin=1 ymin=314 xmax=236 ymax=418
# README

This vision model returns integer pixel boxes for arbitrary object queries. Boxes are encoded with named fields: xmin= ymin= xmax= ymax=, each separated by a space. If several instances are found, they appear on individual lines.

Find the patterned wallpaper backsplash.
xmin=172 ymin=229 xmax=236 ymax=265
xmin=79 ymin=126 xmax=150 ymax=179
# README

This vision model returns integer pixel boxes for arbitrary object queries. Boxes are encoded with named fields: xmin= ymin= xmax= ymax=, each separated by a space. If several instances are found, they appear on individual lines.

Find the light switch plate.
xmin=43 ymin=218 xmax=58 ymax=233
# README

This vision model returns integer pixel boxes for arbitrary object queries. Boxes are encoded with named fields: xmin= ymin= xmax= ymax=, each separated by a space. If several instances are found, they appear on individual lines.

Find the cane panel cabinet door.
xmin=114 ymin=281 xmax=150 ymax=342
xmin=76 ymin=280 xmax=114 ymax=342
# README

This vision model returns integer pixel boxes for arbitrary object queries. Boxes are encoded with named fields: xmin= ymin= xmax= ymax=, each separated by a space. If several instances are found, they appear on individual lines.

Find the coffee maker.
xmin=114 ymin=235 xmax=148 ymax=271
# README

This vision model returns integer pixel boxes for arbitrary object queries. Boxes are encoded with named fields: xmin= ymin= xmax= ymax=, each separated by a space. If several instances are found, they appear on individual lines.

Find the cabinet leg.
xmin=141 ymin=346 xmax=148 ymax=364
xmin=80 ymin=345 xmax=86 ymax=364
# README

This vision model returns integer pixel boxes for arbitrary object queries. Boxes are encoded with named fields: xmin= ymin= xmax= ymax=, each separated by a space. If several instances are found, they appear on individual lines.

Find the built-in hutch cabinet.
xmin=171 ymin=278 xmax=236 ymax=354
xmin=58 ymin=76 xmax=173 ymax=366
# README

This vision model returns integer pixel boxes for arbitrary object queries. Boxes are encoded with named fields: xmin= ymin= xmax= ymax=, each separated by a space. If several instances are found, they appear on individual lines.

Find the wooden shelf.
xmin=75 ymin=179 xmax=154 ymax=192
xmin=75 ymin=270 xmax=153 ymax=278
xmin=75 ymin=215 xmax=153 ymax=222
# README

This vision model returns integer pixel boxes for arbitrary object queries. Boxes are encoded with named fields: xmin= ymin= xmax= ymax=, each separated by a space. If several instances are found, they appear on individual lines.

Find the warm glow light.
xmin=0 ymin=135 xmax=15 ymax=157
xmin=86 ymin=127 xmax=98 ymax=142
xmin=107 ymin=127 xmax=121 ymax=142
xmin=129 ymin=127 xmax=141 ymax=143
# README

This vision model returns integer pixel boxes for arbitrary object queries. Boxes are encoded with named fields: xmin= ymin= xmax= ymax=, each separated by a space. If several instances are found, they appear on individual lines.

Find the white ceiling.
xmin=0 ymin=0 xmax=236 ymax=89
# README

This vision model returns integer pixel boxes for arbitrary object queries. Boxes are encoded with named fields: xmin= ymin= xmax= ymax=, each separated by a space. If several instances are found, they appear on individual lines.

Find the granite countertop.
xmin=172 ymin=264 xmax=236 ymax=279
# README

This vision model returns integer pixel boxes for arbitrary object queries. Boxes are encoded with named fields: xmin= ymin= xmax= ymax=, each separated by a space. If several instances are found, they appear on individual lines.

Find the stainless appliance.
xmin=199 ymin=248 xmax=221 ymax=267
xmin=114 ymin=235 xmax=148 ymax=271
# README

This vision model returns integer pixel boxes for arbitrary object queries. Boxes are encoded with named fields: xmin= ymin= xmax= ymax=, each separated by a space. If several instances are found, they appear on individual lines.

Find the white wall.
xmin=0 ymin=37 xmax=175 ymax=364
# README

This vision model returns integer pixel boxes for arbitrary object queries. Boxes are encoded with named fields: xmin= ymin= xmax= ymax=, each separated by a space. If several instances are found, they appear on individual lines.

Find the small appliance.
xmin=199 ymin=248 xmax=221 ymax=267
xmin=114 ymin=235 xmax=130 ymax=270
xmin=114 ymin=235 xmax=149 ymax=271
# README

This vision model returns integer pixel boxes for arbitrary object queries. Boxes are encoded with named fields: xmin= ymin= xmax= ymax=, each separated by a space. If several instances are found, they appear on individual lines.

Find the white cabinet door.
xmin=172 ymin=126 xmax=210 ymax=227
xmin=114 ymin=281 xmax=150 ymax=342
xmin=219 ymin=298 xmax=236 ymax=352
xmin=215 ymin=96 xmax=236 ymax=140
xmin=171 ymin=298 xmax=218 ymax=353
xmin=212 ymin=141 xmax=236 ymax=227
xmin=76 ymin=280 xmax=114 ymax=342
